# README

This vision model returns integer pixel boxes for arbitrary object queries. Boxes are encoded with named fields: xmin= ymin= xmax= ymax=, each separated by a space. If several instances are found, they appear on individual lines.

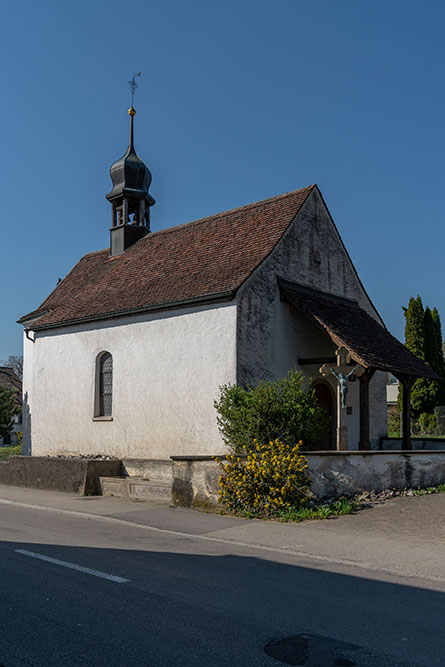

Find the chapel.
xmin=19 ymin=106 xmax=435 ymax=459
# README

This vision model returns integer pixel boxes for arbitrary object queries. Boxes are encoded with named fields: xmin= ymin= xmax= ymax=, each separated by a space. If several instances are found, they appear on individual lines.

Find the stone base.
xmin=100 ymin=476 xmax=171 ymax=502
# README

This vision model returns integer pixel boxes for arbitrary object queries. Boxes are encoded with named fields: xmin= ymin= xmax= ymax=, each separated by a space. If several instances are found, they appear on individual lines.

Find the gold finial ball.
xmin=128 ymin=107 xmax=136 ymax=116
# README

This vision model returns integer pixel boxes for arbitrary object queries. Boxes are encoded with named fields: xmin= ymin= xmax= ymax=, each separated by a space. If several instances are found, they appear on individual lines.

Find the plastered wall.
xmin=236 ymin=187 xmax=387 ymax=448
xmin=23 ymin=302 xmax=237 ymax=458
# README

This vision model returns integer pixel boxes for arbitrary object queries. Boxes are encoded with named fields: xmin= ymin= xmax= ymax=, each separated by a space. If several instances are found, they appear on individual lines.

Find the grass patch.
xmin=276 ymin=497 xmax=357 ymax=522
xmin=400 ymin=483 xmax=445 ymax=496
xmin=0 ymin=445 xmax=21 ymax=460
xmin=217 ymin=483 xmax=445 ymax=522
xmin=219 ymin=496 xmax=358 ymax=522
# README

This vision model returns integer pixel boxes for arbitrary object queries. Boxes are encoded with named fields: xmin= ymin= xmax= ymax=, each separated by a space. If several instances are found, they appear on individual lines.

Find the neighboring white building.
xmin=19 ymin=108 xmax=434 ymax=458
xmin=386 ymin=373 xmax=399 ymax=411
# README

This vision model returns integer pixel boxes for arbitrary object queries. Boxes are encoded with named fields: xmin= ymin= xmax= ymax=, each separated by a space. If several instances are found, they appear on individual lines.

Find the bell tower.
xmin=106 ymin=79 xmax=155 ymax=256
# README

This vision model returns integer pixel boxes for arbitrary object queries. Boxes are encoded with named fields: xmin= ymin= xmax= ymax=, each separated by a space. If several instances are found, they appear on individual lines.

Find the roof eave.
xmin=22 ymin=289 xmax=237 ymax=332
xmin=280 ymin=282 xmax=440 ymax=381
xmin=17 ymin=310 xmax=50 ymax=326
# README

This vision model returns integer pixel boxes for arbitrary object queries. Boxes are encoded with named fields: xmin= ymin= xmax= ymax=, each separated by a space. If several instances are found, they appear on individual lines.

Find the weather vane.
xmin=128 ymin=72 xmax=142 ymax=109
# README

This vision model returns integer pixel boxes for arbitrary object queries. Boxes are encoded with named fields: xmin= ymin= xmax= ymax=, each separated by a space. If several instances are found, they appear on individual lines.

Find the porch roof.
xmin=279 ymin=280 xmax=438 ymax=380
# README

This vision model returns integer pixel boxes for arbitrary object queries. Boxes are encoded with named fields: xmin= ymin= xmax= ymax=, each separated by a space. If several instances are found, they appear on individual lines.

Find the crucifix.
xmin=320 ymin=346 xmax=365 ymax=450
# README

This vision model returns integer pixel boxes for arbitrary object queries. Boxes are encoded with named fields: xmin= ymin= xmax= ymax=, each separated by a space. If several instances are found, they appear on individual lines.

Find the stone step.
xmin=99 ymin=476 xmax=172 ymax=503
xmin=127 ymin=479 xmax=171 ymax=501
xmin=100 ymin=476 xmax=127 ymax=498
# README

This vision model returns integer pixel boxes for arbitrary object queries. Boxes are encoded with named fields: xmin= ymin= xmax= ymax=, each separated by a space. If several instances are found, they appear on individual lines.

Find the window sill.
xmin=92 ymin=416 xmax=113 ymax=422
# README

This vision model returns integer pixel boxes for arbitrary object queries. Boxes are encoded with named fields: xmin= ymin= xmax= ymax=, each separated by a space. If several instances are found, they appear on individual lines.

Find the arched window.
xmin=96 ymin=352 xmax=113 ymax=417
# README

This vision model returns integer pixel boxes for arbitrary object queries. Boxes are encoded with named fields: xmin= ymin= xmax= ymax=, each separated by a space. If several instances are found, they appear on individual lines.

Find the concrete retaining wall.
xmin=172 ymin=458 xmax=220 ymax=507
xmin=171 ymin=451 xmax=445 ymax=506
xmin=307 ymin=451 xmax=445 ymax=498
xmin=0 ymin=457 xmax=122 ymax=495
xmin=8 ymin=451 xmax=445 ymax=504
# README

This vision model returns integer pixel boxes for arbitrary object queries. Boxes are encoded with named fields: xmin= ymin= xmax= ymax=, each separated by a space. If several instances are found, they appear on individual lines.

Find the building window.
xmin=96 ymin=352 xmax=113 ymax=417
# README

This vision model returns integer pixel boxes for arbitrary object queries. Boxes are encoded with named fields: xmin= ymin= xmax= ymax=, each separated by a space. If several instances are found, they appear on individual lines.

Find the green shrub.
xmin=387 ymin=412 xmax=400 ymax=436
xmin=0 ymin=445 xmax=21 ymax=460
xmin=214 ymin=370 xmax=326 ymax=453
xmin=215 ymin=439 xmax=310 ymax=517
xmin=0 ymin=385 xmax=15 ymax=440
xmin=418 ymin=412 xmax=437 ymax=436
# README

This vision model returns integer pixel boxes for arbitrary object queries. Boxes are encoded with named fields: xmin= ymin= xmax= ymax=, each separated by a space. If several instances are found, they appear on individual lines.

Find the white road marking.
xmin=15 ymin=549 xmax=129 ymax=583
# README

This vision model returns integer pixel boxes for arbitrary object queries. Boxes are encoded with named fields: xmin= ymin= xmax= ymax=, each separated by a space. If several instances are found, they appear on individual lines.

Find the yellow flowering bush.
xmin=214 ymin=439 xmax=310 ymax=517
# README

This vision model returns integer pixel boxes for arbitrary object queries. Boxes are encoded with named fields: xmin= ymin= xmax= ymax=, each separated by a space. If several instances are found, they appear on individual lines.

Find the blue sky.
xmin=1 ymin=0 xmax=444 ymax=360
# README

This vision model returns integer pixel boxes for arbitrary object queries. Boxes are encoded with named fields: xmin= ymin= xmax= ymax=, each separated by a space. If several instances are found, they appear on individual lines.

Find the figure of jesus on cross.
xmin=329 ymin=366 xmax=356 ymax=409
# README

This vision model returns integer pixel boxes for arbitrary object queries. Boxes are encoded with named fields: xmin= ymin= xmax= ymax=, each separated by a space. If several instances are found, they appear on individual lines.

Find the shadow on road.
xmin=0 ymin=539 xmax=440 ymax=667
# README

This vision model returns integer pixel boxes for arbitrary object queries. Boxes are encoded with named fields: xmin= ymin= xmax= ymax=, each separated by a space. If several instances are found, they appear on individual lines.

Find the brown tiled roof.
xmin=19 ymin=186 xmax=315 ymax=329
xmin=280 ymin=281 xmax=438 ymax=379
xmin=0 ymin=368 xmax=22 ymax=409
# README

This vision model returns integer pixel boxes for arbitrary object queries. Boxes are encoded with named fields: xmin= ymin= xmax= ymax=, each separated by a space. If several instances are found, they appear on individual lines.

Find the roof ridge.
xmin=147 ymin=185 xmax=315 ymax=240
xmin=82 ymin=248 xmax=109 ymax=258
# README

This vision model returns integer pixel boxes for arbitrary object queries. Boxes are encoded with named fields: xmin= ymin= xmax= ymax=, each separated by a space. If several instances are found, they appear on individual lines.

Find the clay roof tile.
xmin=19 ymin=186 xmax=315 ymax=329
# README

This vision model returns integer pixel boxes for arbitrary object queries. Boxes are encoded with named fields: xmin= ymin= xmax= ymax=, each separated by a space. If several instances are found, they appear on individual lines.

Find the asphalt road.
xmin=0 ymin=491 xmax=444 ymax=666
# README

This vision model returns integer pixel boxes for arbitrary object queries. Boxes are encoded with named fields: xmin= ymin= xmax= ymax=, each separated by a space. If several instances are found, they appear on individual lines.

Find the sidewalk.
xmin=1 ymin=484 xmax=445 ymax=586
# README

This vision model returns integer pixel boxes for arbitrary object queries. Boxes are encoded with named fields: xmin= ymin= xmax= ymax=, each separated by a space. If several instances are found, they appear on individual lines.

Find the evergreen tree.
xmin=404 ymin=296 xmax=425 ymax=359
xmin=398 ymin=296 xmax=425 ymax=415
xmin=398 ymin=297 xmax=445 ymax=417
xmin=416 ymin=307 xmax=441 ymax=415
xmin=423 ymin=307 xmax=436 ymax=368
xmin=0 ymin=384 xmax=15 ymax=440
xmin=432 ymin=308 xmax=445 ymax=378
xmin=431 ymin=308 xmax=445 ymax=405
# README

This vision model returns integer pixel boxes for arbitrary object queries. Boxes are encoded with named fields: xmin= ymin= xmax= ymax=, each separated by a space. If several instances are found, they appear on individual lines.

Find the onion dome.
xmin=106 ymin=108 xmax=152 ymax=201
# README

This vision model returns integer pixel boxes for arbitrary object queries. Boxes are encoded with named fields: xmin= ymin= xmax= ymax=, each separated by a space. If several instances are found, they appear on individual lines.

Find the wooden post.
xmin=401 ymin=376 xmax=413 ymax=451
xmin=358 ymin=369 xmax=375 ymax=450
xmin=336 ymin=390 xmax=348 ymax=450
xmin=123 ymin=198 xmax=128 ymax=225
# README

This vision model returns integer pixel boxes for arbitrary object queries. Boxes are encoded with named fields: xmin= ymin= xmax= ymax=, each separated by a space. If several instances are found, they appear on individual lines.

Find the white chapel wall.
xmin=274 ymin=305 xmax=361 ymax=449
xmin=22 ymin=301 xmax=237 ymax=459
xmin=236 ymin=187 xmax=387 ymax=449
